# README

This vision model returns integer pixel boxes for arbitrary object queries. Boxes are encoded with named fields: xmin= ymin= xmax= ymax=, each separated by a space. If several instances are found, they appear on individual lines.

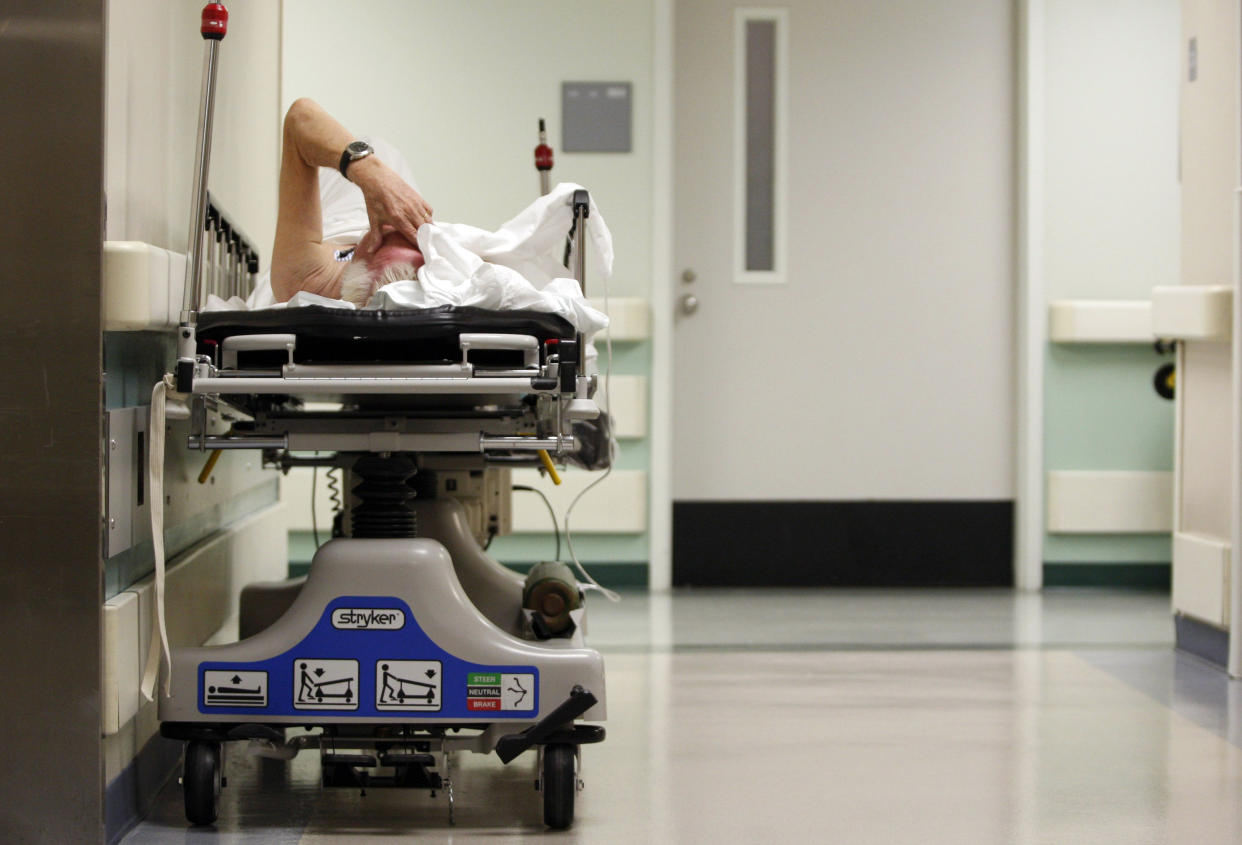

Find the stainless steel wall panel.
xmin=0 ymin=1 xmax=105 ymax=842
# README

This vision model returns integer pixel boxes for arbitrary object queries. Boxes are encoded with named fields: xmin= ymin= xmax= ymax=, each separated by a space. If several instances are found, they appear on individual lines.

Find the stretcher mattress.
xmin=197 ymin=305 xmax=575 ymax=367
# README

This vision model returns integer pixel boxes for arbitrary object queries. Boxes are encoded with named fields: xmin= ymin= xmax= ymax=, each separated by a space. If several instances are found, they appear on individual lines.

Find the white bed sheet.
xmin=209 ymin=182 xmax=610 ymax=341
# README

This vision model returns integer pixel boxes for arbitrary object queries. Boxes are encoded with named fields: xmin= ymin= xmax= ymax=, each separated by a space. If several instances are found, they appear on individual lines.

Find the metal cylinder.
xmin=573 ymin=206 xmax=586 ymax=291
xmin=180 ymin=37 xmax=222 ymax=322
xmin=211 ymin=224 xmax=222 ymax=299
xmin=189 ymin=435 xmax=288 ymax=450
xmin=234 ymin=240 xmax=244 ymax=298
xmin=523 ymin=561 xmax=581 ymax=635
xmin=479 ymin=436 xmax=574 ymax=452
xmin=571 ymin=195 xmax=588 ymax=380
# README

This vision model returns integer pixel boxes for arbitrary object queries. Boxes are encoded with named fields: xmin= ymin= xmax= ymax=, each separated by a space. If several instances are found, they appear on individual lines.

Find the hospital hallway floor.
xmin=122 ymin=588 xmax=1242 ymax=844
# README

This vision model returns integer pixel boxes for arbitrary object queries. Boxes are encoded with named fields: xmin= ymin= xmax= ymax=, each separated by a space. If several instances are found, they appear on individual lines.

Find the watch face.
xmin=346 ymin=141 xmax=372 ymax=158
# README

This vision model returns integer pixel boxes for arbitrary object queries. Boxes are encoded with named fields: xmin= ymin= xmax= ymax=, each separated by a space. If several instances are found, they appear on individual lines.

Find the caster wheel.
xmin=542 ymin=744 xmax=576 ymax=830
xmin=183 ymin=739 xmax=221 ymax=826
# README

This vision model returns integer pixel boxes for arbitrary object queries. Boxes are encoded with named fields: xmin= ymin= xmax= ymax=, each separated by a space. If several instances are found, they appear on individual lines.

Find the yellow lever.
xmin=197 ymin=449 xmax=223 ymax=484
xmin=537 ymin=449 xmax=562 ymax=485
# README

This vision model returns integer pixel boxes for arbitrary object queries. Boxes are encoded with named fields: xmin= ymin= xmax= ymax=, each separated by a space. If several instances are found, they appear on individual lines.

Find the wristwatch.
xmin=338 ymin=140 xmax=374 ymax=179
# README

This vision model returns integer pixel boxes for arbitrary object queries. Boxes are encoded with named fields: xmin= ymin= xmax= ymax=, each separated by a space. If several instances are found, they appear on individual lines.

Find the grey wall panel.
xmin=0 ymin=2 xmax=105 ymax=842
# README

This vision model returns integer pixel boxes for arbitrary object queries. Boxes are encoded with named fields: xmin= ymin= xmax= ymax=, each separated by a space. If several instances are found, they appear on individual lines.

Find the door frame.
xmin=1016 ymin=0 xmax=1045 ymax=590
xmin=649 ymin=0 xmax=675 ymax=590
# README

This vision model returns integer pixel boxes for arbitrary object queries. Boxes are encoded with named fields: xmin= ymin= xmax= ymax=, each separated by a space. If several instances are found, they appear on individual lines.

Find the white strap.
xmin=140 ymin=378 xmax=173 ymax=702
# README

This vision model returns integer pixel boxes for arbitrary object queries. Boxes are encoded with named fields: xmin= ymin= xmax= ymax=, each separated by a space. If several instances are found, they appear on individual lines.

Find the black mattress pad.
xmin=196 ymin=305 xmax=576 ymax=367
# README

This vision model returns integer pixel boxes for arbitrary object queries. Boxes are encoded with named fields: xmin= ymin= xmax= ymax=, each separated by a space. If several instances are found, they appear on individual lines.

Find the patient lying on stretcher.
xmin=271 ymin=98 xmax=433 ymax=306
xmin=256 ymin=99 xmax=612 ymax=344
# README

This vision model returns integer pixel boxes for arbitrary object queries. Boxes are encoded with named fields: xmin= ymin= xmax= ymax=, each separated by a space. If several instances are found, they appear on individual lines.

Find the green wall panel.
xmin=1043 ymin=344 xmax=1174 ymax=572
xmin=1044 ymin=345 xmax=1174 ymax=471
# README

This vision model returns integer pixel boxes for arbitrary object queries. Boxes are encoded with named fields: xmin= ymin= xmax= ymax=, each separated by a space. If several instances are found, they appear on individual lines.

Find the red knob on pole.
xmin=535 ymin=117 xmax=554 ymax=172
xmin=535 ymin=143 xmax=554 ymax=172
xmin=201 ymin=3 xmax=228 ymax=40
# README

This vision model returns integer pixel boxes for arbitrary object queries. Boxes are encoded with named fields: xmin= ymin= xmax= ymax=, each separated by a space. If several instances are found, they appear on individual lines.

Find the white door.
xmin=671 ymin=0 xmax=1016 ymax=583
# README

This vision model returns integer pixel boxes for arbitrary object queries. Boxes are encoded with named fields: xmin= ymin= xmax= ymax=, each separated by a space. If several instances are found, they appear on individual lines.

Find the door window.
xmin=735 ymin=8 xmax=787 ymax=283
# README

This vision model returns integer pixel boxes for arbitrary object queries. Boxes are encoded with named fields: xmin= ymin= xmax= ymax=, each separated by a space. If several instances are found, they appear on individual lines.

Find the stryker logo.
xmin=331 ymin=608 xmax=405 ymax=630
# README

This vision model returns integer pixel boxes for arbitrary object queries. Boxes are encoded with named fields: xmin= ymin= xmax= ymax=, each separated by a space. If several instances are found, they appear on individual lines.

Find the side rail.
xmin=200 ymin=192 xmax=260 ymax=303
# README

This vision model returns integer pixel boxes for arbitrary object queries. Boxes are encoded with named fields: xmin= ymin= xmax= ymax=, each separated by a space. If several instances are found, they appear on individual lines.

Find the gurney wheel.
xmin=183 ymin=739 xmax=221 ymax=826
xmin=542 ymin=743 xmax=576 ymax=830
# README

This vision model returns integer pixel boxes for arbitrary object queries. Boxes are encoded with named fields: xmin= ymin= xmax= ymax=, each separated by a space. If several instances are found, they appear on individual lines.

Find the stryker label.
xmin=331 ymin=608 xmax=405 ymax=630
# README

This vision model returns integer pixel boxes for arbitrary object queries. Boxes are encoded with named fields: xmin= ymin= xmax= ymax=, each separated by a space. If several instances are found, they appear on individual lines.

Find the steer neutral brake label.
xmin=197 ymin=597 xmax=537 ymax=718
xmin=467 ymin=672 xmax=536 ymax=712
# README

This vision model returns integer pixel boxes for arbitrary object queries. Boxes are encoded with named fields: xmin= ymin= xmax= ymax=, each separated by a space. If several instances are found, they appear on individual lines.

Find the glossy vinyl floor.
xmin=122 ymin=589 xmax=1242 ymax=844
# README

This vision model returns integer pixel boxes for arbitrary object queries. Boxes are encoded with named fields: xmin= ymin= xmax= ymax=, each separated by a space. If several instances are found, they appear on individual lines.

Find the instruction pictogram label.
xmin=466 ymin=672 xmax=535 ymax=712
xmin=203 ymin=670 xmax=267 ymax=708
xmin=375 ymin=659 xmax=442 ymax=710
xmin=293 ymin=658 xmax=358 ymax=710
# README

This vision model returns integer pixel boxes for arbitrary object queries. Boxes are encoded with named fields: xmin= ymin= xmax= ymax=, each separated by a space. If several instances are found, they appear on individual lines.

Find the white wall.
xmin=101 ymin=0 xmax=285 ymax=811
xmin=105 ymin=0 xmax=281 ymax=272
xmin=1043 ymin=0 xmax=1180 ymax=301
xmin=281 ymin=0 xmax=654 ymax=298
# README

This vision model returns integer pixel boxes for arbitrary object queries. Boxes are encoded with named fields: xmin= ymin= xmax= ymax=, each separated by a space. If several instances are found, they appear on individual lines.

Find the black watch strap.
xmin=338 ymin=141 xmax=373 ymax=179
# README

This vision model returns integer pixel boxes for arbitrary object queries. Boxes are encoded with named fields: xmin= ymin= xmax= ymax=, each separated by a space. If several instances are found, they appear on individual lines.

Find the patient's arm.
xmin=272 ymin=98 xmax=433 ymax=301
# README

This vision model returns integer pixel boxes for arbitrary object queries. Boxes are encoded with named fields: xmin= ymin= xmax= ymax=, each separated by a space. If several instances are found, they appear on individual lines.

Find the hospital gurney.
xmin=154 ymin=5 xmax=606 ymax=830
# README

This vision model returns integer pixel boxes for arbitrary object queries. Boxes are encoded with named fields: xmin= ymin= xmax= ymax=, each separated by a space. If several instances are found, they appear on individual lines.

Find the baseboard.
xmin=105 ymin=729 xmax=182 ymax=844
xmin=1043 ymin=563 xmax=1171 ymax=589
xmin=673 ymin=500 xmax=1014 ymax=587
xmin=289 ymin=560 xmax=650 ymax=589
xmin=1175 ymin=613 xmax=1230 ymax=669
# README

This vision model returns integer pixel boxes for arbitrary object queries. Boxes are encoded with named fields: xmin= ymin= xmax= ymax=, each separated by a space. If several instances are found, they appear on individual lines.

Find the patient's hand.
xmin=351 ymin=157 xmax=434 ymax=246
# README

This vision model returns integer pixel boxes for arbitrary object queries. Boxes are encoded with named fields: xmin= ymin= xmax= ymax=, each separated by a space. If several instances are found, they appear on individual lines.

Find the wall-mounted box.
xmin=1048 ymin=300 xmax=1152 ymax=343
xmin=588 ymin=297 xmax=649 ymax=341
xmin=103 ymin=241 xmax=184 ymax=331
xmin=562 ymin=82 xmax=632 ymax=152
xmin=1172 ymin=531 xmax=1231 ymax=627
xmin=104 ymin=407 xmax=150 ymax=559
xmin=596 ymin=375 xmax=647 ymax=439
xmin=283 ymin=469 xmax=337 ymax=533
xmin=1046 ymin=470 xmax=1173 ymax=533
xmin=167 ymin=252 xmax=188 ymax=326
xmin=101 ymin=591 xmax=140 ymax=736
xmin=511 ymin=468 xmax=646 ymax=533
xmin=1151 ymin=285 xmax=1232 ymax=341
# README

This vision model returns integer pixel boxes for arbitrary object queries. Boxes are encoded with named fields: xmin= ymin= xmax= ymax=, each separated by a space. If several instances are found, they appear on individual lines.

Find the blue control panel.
xmin=198 ymin=596 xmax=538 ymax=719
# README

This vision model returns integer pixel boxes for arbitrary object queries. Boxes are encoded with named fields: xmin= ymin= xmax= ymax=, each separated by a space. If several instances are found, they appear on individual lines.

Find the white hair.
xmin=339 ymin=260 xmax=420 ymax=307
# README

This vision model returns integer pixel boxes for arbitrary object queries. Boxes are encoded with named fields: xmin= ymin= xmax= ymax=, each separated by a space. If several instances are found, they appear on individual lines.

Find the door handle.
xmin=679 ymin=294 xmax=700 ymax=316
